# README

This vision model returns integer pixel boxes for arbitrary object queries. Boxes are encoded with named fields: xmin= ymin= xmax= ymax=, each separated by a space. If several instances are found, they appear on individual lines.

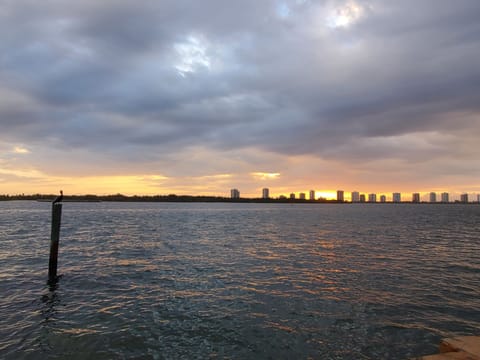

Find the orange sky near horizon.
xmin=1 ymin=165 xmax=478 ymax=202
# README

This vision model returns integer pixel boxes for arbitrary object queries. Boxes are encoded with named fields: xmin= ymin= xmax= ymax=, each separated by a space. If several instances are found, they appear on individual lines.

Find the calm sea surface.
xmin=0 ymin=201 xmax=479 ymax=359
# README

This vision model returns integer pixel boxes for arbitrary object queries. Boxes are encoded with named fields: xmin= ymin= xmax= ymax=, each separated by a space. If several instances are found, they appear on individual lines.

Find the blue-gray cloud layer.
xmin=1 ymin=0 xmax=480 ymax=175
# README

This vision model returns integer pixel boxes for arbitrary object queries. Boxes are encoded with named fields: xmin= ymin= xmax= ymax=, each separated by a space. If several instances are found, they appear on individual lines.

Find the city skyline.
xmin=229 ymin=187 xmax=479 ymax=203
xmin=4 ymin=187 xmax=479 ymax=203
xmin=1 ymin=1 xmax=479 ymax=196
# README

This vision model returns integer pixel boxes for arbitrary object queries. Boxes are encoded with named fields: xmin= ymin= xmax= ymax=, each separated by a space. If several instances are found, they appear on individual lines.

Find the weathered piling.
xmin=48 ymin=203 xmax=62 ymax=282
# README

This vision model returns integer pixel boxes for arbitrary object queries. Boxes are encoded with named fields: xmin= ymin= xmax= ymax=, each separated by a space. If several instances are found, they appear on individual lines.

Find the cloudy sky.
xmin=1 ymin=0 xmax=479 ymax=199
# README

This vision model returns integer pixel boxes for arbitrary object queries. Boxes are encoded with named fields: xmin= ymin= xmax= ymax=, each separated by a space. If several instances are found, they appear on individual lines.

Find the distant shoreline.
xmin=1 ymin=194 xmax=478 ymax=204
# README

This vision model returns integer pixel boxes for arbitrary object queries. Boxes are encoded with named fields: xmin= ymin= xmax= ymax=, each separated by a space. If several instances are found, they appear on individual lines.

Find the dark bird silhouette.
xmin=53 ymin=190 xmax=63 ymax=204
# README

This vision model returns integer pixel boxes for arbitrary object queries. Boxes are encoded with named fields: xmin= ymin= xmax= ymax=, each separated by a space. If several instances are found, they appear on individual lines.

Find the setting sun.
xmin=315 ymin=191 xmax=337 ymax=200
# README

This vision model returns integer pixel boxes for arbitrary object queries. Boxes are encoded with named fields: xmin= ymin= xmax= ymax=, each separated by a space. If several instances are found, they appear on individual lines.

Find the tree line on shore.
xmin=0 ymin=193 xmax=340 ymax=203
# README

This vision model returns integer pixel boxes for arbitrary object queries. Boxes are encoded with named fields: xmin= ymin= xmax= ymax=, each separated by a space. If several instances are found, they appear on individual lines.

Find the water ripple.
xmin=0 ymin=202 xmax=479 ymax=359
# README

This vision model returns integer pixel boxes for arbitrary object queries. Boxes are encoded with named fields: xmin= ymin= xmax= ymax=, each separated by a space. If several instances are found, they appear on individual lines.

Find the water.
xmin=0 ymin=201 xmax=479 ymax=359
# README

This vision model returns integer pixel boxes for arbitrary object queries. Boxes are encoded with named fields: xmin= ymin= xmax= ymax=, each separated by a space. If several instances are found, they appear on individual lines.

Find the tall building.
xmin=262 ymin=188 xmax=269 ymax=199
xmin=359 ymin=194 xmax=366 ymax=203
xmin=429 ymin=192 xmax=437 ymax=203
xmin=477 ymin=194 xmax=480 ymax=203
xmin=230 ymin=189 xmax=240 ymax=199
xmin=337 ymin=190 xmax=344 ymax=202
xmin=290 ymin=193 xmax=296 ymax=200
xmin=392 ymin=193 xmax=401 ymax=203
xmin=368 ymin=193 xmax=377 ymax=203
xmin=441 ymin=192 xmax=449 ymax=203
xmin=460 ymin=193 xmax=469 ymax=203
xmin=309 ymin=190 xmax=315 ymax=201
xmin=380 ymin=195 xmax=386 ymax=203
xmin=412 ymin=193 xmax=420 ymax=203
xmin=299 ymin=193 xmax=306 ymax=200
xmin=351 ymin=191 xmax=360 ymax=203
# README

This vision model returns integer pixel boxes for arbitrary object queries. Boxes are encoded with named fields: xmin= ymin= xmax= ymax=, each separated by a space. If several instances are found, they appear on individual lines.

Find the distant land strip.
xmin=0 ymin=194 xmax=478 ymax=204
xmin=1 ymin=194 xmax=335 ymax=203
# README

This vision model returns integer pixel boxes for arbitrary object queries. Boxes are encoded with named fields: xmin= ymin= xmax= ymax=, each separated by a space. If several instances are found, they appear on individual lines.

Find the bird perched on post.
xmin=53 ymin=190 xmax=63 ymax=204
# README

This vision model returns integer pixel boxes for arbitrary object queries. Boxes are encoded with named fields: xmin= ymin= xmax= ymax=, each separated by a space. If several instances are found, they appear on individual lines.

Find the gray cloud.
xmin=1 ymin=0 xmax=480 ymax=188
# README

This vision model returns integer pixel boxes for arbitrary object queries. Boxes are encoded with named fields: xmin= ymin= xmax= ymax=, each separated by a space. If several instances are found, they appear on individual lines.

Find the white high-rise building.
xmin=380 ymin=195 xmax=386 ymax=203
xmin=429 ymin=192 xmax=437 ymax=203
xmin=262 ymin=188 xmax=269 ymax=199
xmin=309 ymin=190 xmax=315 ymax=201
xmin=299 ymin=193 xmax=306 ymax=200
xmin=230 ymin=189 xmax=240 ymax=199
xmin=351 ymin=191 xmax=360 ymax=203
xmin=337 ymin=190 xmax=344 ymax=202
xmin=368 ymin=193 xmax=377 ymax=203
xmin=392 ymin=193 xmax=401 ymax=203
xmin=441 ymin=192 xmax=449 ymax=203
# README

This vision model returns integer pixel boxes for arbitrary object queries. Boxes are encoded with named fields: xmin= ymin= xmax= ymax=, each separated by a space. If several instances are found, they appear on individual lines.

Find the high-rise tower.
xmin=262 ymin=188 xmax=269 ymax=199
xmin=337 ymin=190 xmax=344 ymax=202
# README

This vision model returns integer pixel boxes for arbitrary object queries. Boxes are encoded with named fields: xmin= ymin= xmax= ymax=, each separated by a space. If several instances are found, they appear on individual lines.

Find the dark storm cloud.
xmin=1 ymin=0 xmax=480 ymax=165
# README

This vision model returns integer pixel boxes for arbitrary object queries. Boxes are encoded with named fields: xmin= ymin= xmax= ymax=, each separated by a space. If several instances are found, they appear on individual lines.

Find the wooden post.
xmin=49 ymin=203 xmax=62 ymax=282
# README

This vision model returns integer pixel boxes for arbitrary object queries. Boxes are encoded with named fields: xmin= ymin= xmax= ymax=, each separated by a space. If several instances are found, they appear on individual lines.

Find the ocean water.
xmin=0 ymin=201 xmax=479 ymax=359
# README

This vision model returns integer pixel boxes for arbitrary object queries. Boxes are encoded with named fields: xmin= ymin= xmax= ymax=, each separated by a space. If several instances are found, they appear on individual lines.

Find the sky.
xmin=1 ymin=0 xmax=480 ymax=199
